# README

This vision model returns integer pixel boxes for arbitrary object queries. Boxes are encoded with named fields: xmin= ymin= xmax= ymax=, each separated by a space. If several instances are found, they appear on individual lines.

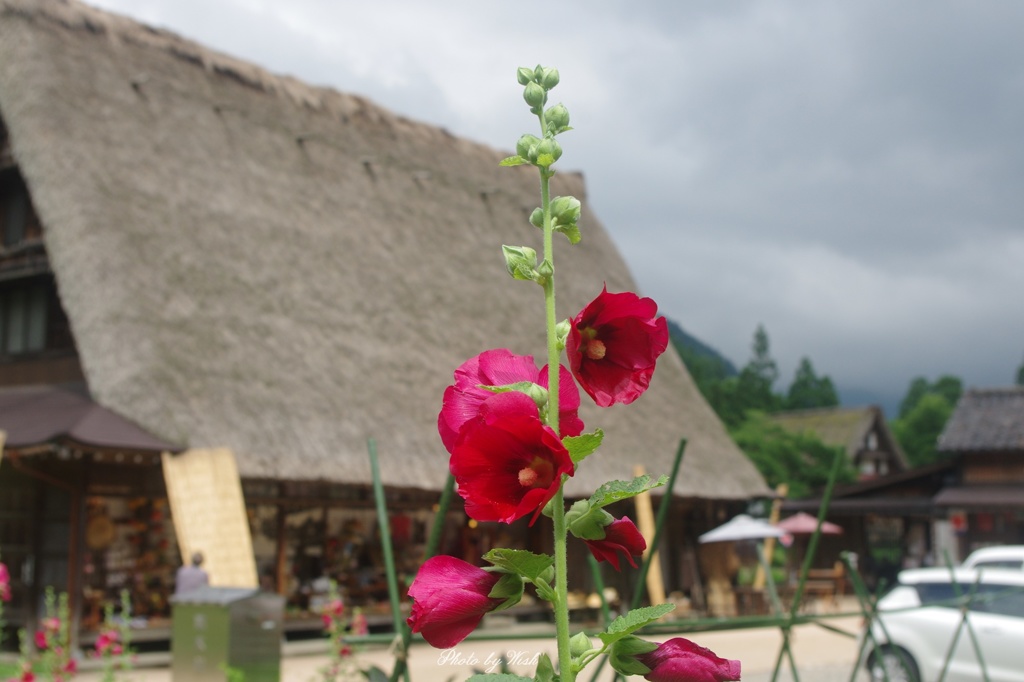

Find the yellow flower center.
xmin=584 ymin=338 xmax=607 ymax=361
xmin=518 ymin=456 xmax=555 ymax=488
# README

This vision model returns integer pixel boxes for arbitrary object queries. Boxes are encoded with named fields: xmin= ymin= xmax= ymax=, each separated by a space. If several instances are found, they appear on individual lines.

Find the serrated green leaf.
xmin=466 ymin=675 xmax=533 ymax=682
xmin=555 ymin=223 xmax=582 ymax=244
xmin=500 ymin=155 xmax=528 ymax=167
xmin=563 ymin=429 xmax=603 ymax=465
xmin=588 ymin=474 xmax=668 ymax=510
xmin=598 ymin=604 xmax=676 ymax=646
xmin=483 ymin=548 xmax=554 ymax=582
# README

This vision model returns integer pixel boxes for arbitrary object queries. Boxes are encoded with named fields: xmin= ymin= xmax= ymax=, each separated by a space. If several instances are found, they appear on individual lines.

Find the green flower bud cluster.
xmin=500 ymin=65 xmax=572 ymax=172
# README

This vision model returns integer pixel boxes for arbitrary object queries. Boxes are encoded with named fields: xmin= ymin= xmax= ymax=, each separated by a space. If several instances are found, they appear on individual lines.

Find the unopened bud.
xmin=529 ymin=207 xmax=544 ymax=228
xmin=523 ymin=82 xmax=546 ymax=108
xmin=540 ymin=67 xmax=560 ymax=90
xmin=535 ymin=138 xmax=562 ymax=167
xmin=516 ymin=67 xmax=534 ymax=86
xmin=546 ymin=103 xmax=570 ymax=133
xmin=550 ymin=195 xmax=581 ymax=225
xmin=516 ymin=134 xmax=541 ymax=160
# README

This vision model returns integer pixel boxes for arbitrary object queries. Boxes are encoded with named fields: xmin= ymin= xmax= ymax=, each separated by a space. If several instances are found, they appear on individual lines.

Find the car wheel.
xmin=869 ymin=646 xmax=920 ymax=682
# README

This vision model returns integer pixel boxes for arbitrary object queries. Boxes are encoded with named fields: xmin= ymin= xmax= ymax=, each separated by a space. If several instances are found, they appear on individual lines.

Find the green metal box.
xmin=171 ymin=587 xmax=285 ymax=682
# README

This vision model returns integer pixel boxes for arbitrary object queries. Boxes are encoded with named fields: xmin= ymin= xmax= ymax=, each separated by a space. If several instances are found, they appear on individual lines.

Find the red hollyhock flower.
xmin=567 ymin=287 xmax=669 ymax=407
xmin=450 ymin=404 xmax=574 ymax=524
xmin=637 ymin=637 xmax=741 ymax=682
xmin=438 ymin=348 xmax=583 ymax=453
xmin=406 ymin=555 xmax=503 ymax=648
xmin=584 ymin=517 xmax=647 ymax=571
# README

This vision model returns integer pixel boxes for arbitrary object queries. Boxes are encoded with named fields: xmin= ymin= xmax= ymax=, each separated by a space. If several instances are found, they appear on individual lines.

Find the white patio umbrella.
xmin=699 ymin=514 xmax=787 ymax=544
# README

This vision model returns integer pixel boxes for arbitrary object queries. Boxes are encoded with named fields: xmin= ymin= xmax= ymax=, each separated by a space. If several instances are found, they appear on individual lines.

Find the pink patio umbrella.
xmin=777 ymin=512 xmax=843 ymax=581
xmin=777 ymin=512 xmax=843 ymax=536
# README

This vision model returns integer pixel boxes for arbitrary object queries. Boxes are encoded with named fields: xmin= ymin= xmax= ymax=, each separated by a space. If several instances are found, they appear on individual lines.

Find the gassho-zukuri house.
xmin=0 ymin=0 xmax=769 ymax=642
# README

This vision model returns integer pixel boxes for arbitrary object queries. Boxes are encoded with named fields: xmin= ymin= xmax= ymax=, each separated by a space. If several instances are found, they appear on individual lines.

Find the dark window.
xmin=0 ymin=278 xmax=72 ymax=356
xmin=0 ymin=172 xmax=41 ymax=249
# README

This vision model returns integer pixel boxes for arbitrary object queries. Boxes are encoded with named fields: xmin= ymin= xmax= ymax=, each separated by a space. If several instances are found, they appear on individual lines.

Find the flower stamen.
xmin=584 ymin=338 xmax=606 ymax=360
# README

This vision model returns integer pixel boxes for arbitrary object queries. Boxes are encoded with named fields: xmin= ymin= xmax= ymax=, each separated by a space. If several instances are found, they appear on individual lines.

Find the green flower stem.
xmin=538 ymin=136 xmax=572 ymax=680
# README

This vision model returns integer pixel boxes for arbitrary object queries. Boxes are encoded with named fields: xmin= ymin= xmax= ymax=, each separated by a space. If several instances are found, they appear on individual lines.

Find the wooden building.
xmin=934 ymin=387 xmax=1024 ymax=555
xmin=0 ymin=0 xmax=769 ymax=643
xmin=770 ymin=405 xmax=909 ymax=480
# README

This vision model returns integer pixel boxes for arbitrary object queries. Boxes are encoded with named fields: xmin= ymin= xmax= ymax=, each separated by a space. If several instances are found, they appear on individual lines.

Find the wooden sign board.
xmin=161 ymin=447 xmax=257 ymax=588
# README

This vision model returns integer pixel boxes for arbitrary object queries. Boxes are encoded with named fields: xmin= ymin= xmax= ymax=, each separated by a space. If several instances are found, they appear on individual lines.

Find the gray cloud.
xmin=86 ymin=0 xmax=1024 ymax=409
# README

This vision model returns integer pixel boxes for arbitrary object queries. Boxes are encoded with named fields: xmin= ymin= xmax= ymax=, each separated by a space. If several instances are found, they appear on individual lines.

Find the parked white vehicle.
xmin=863 ymin=566 xmax=1024 ymax=682
xmin=961 ymin=545 xmax=1024 ymax=570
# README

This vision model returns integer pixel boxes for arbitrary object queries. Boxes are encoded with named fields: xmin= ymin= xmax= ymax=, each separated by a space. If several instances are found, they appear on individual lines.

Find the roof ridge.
xmin=0 ymin=0 xmax=449 ymax=140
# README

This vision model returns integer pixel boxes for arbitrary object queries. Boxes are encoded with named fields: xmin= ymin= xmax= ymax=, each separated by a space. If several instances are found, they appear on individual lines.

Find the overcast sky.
xmin=85 ymin=0 xmax=1024 ymax=414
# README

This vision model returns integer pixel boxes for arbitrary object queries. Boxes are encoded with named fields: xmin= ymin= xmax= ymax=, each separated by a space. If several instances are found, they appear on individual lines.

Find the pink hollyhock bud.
xmin=34 ymin=629 xmax=48 ymax=650
xmin=406 ymin=556 xmax=504 ymax=648
xmin=352 ymin=611 xmax=369 ymax=636
xmin=0 ymin=563 xmax=11 ymax=602
xmin=438 ymin=349 xmax=583 ymax=454
xmin=449 ymin=402 xmax=574 ymax=525
xmin=637 ymin=637 xmax=741 ymax=682
xmin=584 ymin=517 xmax=647 ymax=571
xmin=567 ymin=286 xmax=669 ymax=407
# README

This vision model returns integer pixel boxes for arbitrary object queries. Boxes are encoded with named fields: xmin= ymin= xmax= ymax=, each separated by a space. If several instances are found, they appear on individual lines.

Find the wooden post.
xmin=754 ymin=483 xmax=788 ymax=589
xmin=633 ymin=465 xmax=665 ymax=605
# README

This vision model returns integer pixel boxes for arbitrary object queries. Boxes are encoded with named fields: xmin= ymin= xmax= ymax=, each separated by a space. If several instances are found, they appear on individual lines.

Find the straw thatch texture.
xmin=0 ymin=0 xmax=769 ymax=499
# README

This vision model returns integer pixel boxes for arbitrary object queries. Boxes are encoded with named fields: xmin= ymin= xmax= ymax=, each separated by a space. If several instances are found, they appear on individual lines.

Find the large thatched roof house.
xmin=0 ymin=0 xmax=767 ymax=636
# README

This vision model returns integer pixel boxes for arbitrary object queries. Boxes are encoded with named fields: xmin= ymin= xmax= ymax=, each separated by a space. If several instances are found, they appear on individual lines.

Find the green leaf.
xmin=534 ymin=654 xmax=556 ymax=682
xmin=466 ymin=675 xmax=533 ymax=682
xmin=598 ymin=604 xmax=676 ymax=646
xmin=563 ymin=429 xmax=604 ymax=465
xmin=362 ymin=666 xmax=390 ymax=682
xmin=555 ymin=223 xmax=582 ymax=244
xmin=487 ymin=573 xmax=525 ymax=610
xmin=500 ymin=155 xmax=528 ymax=167
xmin=483 ymin=548 xmax=554 ymax=582
xmin=588 ymin=474 xmax=668 ymax=510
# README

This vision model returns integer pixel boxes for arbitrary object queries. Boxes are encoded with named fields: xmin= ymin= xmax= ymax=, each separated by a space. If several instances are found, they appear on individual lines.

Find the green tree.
xmin=784 ymin=356 xmax=839 ymax=410
xmin=1016 ymin=356 xmax=1024 ymax=386
xmin=892 ymin=393 xmax=955 ymax=467
xmin=729 ymin=412 xmax=856 ymax=498
xmin=736 ymin=324 xmax=780 ymax=413
xmin=899 ymin=375 xmax=962 ymax=418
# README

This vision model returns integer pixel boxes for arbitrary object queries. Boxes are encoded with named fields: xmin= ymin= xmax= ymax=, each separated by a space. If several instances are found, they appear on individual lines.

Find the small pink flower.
xmin=406 ymin=555 xmax=503 ymax=648
xmin=637 ymin=638 xmax=741 ymax=682
xmin=567 ymin=286 xmax=668 ymax=407
xmin=584 ymin=517 xmax=647 ymax=571
xmin=34 ymin=629 xmax=48 ymax=650
xmin=438 ymin=349 xmax=583 ymax=453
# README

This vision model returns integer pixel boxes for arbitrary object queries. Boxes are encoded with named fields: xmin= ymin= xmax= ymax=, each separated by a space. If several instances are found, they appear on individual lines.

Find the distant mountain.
xmin=666 ymin=318 xmax=738 ymax=380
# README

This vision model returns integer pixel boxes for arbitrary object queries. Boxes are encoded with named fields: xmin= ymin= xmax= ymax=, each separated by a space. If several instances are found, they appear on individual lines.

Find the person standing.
xmin=175 ymin=551 xmax=209 ymax=595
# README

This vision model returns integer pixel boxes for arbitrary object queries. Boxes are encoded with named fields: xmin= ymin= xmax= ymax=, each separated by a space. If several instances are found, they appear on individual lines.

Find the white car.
xmin=961 ymin=545 xmax=1024 ymax=570
xmin=863 ymin=567 xmax=1024 ymax=682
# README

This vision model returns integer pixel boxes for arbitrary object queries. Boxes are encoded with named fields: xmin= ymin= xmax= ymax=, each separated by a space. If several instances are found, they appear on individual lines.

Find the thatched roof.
xmin=769 ymin=405 xmax=909 ymax=471
xmin=0 ymin=0 xmax=769 ymax=499
xmin=938 ymin=387 xmax=1024 ymax=453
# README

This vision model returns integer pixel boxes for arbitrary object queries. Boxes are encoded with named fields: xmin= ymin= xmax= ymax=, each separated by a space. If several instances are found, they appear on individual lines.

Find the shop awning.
xmin=0 ymin=385 xmax=181 ymax=453
xmin=933 ymin=486 xmax=1024 ymax=508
